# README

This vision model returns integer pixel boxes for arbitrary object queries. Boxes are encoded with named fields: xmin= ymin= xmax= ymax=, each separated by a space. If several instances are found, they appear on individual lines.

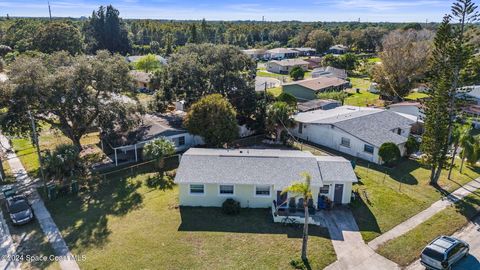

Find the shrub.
xmin=143 ymin=137 xmax=176 ymax=160
xmin=289 ymin=66 xmax=305 ymax=81
xmin=405 ymin=136 xmax=420 ymax=155
xmin=379 ymin=142 xmax=401 ymax=166
xmin=222 ymin=198 xmax=240 ymax=215
xmin=277 ymin=92 xmax=297 ymax=107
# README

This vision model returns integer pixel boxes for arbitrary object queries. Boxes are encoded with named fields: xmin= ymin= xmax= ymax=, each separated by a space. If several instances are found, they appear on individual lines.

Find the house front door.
xmin=277 ymin=191 xmax=287 ymax=207
xmin=334 ymin=184 xmax=344 ymax=204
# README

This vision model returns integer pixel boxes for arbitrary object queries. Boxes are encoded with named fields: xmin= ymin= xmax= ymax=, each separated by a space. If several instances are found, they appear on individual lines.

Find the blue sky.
xmin=0 ymin=0 xmax=460 ymax=22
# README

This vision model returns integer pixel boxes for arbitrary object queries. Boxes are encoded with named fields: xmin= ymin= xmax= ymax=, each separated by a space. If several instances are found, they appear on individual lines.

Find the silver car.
xmin=420 ymin=235 xmax=469 ymax=270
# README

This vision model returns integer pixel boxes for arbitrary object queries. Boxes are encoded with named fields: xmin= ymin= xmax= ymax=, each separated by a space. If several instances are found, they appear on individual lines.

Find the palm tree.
xmin=281 ymin=172 xmax=313 ymax=261
xmin=266 ymin=101 xmax=295 ymax=143
xmin=448 ymin=123 xmax=472 ymax=179
xmin=460 ymin=135 xmax=480 ymax=173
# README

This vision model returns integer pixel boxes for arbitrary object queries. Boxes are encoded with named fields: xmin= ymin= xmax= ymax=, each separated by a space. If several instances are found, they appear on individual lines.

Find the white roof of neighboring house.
xmin=464 ymin=85 xmax=480 ymax=99
xmin=269 ymin=59 xmax=309 ymax=67
xmin=294 ymin=106 xmax=415 ymax=147
xmin=174 ymin=148 xmax=357 ymax=188
xmin=266 ymin=48 xmax=298 ymax=54
xmin=329 ymin=44 xmax=348 ymax=51
xmin=294 ymin=47 xmax=316 ymax=52
xmin=126 ymin=55 xmax=167 ymax=64
xmin=129 ymin=70 xmax=152 ymax=84
xmin=242 ymin=49 xmax=266 ymax=54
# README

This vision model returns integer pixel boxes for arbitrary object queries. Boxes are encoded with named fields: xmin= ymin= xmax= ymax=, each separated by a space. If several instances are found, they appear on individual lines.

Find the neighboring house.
xmin=175 ymin=148 xmax=357 ymax=209
xmin=463 ymin=85 xmax=480 ymax=104
xmin=282 ymin=77 xmax=350 ymax=101
xmin=293 ymin=47 xmax=316 ymax=56
xmin=266 ymin=59 xmax=309 ymax=74
xmin=130 ymin=70 xmax=153 ymax=92
xmin=311 ymin=66 xmax=348 ymax=80
xmin=327 ymin=45 xmax=348 ymax=55
xmin=242 ymin=49 xmax=267 ymax=60
xmin=388 ymin=102 xmax=425 ymax=134
xmin=291 ymin=106 xmax=415 ymax=164
xmin=265 ymin=48 xmax=299 ymax=60
xmin=102 ymin=114 xmax=202 ymax=166
xmin=297 ymin=99 xmax=341 ymax=112
xmin=304 ymin=56 xmax=323 ymax=69
xmin=463 ymin=105 xmax=480 ymax=129
xmin=126 ymin=55 xmax=167 ymax=65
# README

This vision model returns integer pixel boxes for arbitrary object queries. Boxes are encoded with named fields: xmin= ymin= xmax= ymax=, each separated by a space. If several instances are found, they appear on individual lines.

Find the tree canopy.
xmin=135 ymin=54 xmax=162 ymax=72
xmin=184 ymin=94 xmax=238 ymax=147
xmin=379 ymin=142 xmax=401 ymax=165
xmin=0 ymin=50 xmax=140 ymax=149
xmin=143 ymin=137 xmax=176 ymax=160
xmin=266 ymin=101 xmax=295 ymax=142
xmin=35 ymin=22 xmax=83 ymax=55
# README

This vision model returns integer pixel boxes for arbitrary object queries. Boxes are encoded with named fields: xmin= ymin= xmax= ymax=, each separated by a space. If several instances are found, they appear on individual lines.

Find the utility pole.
xmin=28 ymin=110 xmax=47 ymax=192
xmin=48 ymin=1 xmax=52 ymax=20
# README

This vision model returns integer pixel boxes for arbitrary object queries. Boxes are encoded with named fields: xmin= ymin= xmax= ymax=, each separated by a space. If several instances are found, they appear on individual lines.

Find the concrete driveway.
xmin=407 ymin=216 xmax=480 ymax=270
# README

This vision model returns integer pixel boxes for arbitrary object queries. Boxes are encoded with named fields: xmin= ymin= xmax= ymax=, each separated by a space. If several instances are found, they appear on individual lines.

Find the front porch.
xmin=271 ymin=200 xmax=331 ymax=227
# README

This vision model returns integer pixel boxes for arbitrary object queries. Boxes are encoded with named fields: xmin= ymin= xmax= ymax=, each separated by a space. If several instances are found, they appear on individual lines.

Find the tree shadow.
xmin=178 ymin=207 xmax=330 ymax=239
xmin=145 ymin=173 xmax=175 ymax=191
xmin=44 ymin=173 xmax=145 ymax=250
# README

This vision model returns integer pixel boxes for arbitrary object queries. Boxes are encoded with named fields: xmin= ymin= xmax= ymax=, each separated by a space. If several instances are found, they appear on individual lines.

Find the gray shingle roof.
xmin=175 ymin=148 xmax=356 ymax=188
xmin=316 ymin=156 xmax=358 ymax=183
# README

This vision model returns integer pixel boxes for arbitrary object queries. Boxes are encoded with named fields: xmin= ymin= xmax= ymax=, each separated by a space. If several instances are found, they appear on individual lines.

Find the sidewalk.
xmin=0 ymin=134 xmax=80 ymax=270
xmin=368 ymin=178 xmax=480 ymax=250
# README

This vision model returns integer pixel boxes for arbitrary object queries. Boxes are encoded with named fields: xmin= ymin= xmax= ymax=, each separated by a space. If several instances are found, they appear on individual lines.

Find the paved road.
xmin=324 ymin=209 xmax=399 ymax=270
xmin=369 ymin=179 xmax=480 ymax=250
xmin=0 ymin=210 xmax=20 ymax=270
xmin=407 ymin=216 xmax=480 ymax=270
xmin=255 ymin=77 xmax=281 ymax=92
xmin=0 ymin=134 xmax=80 ymax=270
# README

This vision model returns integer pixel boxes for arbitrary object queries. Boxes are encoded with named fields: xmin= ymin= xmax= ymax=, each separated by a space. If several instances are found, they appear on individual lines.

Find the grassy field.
xmin=377 ymin=192 xmax=480 ymax=266
xmin=267 ymin=86 xmax=282 ymax=97
xmin=344 ymin=77 xmax=382 ymax=107
xmin=366 ymin=57 xmax=381 ymax=63
xmin=351 ymin=159 xmax=480 ymax=242
xmin=43 ymin=171 xmax=337 ymax=270
xmin=405 ymin=92 xmax=429 ymax=100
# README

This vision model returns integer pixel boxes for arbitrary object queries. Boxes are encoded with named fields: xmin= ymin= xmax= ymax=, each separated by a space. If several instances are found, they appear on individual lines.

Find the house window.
xmin=255 ymin=185 xmax=271 ymax=196
xmin=397 ymin=128 xmax=402 ymax=135
xmin=190 ymin=184 xmax=204 ymax=195
xmin=320 ymin=185 xmax=330 ymax=194
xmin=178 ymin=136 xmax=185 ymax=146
xmin=364 ymin=144 xmax=374 ymax=154
xmin=340 ymin=137 xmax=350 ymax=148
xmin=219 ymin=185 xmax=234 ymax=195
xmin=298 ymin=124 xmax=303 ymax=134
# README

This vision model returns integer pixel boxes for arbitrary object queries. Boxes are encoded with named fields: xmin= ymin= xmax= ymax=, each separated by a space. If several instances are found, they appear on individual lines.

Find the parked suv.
xmin=5 ymin=195 xmax=34 ymax=225
xmin=420 ymin=235 xmax=469 ymax=270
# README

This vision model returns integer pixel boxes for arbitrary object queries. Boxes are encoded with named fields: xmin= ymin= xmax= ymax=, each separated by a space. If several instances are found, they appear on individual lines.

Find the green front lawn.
xmin=43 ymin=172 xmax=336 ymax=270
xmin=267 ymin=86 xmax=282 ymax=97
xmin=377 ymin=193 xmax=480 ymax=266
xmin=405 ymin=92 xmax=429 ymax=100
xmin=351 ymin=159 xmax=480 ymax=242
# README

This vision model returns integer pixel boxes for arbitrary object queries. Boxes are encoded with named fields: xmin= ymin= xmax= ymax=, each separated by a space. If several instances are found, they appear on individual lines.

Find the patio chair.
xmin=288 ymin=197 xmax=296 ymax=214
xmin=297 ymin=198 xmax=304 ymax=212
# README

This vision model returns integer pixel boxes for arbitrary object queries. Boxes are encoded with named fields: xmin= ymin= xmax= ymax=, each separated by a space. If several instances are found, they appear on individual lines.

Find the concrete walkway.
xmin=0 ymin=134 xmax=80 ymax=270
xmin=324 ymin=208 xmax=399 ymax=270
xmin=369 ymin=178 xmax=480 ymax=250
xmin=0 ymin=210 xmax=20 ymax=270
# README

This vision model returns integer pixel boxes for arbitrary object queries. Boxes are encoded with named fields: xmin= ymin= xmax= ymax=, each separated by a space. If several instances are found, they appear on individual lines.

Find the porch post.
xmin=134 ymin=144 xmax=138 ymax=162
xmin=114 ymin=148 xmax=118 ymax=166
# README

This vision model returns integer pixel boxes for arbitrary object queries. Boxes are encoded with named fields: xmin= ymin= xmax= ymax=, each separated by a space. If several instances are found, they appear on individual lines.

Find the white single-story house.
xmin=241 ymin=48 xmax=267 ymax=60
xmin=293 ymin=47 xmax=316 ymax=56
xmin=175 ymin=148 xmax=357 ymax=209
xmin=266 ymin=59 xmax=309 ymax=74
xmin=129 ymin=70 xmax=153 ymax=91
xmin=327 ymin=45 xmax=348 ymax=55
xmin=388 ymin=102 xmax=424 ymax=121
xmin=291 ymin=106 xmax=416 ymax=164
xmin=265 ymin=48 xmax=299 ymax=60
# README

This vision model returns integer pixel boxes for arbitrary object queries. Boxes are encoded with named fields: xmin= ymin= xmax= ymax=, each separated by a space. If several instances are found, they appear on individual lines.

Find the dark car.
xmin=5 ymin=195 xmax=34 ymax=225
xmin=420 ymin=235 xmax=469 ymax=270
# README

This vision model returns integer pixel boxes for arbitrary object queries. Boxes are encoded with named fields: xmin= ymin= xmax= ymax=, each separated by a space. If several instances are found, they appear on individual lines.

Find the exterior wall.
xmin=282 ymin=85 xmax=317 ymax=101
xmin=291 ymin=123 xmax=382 ymax=163
xmin=321 ymin=181 xmax=353 ymax=204
xmin=179 ymin=183 xmax=275 ymax=208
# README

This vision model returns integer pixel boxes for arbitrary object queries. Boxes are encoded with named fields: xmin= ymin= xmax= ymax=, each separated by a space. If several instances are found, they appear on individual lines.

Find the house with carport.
xmin=175 ymin=148 xmax=357 ymax=212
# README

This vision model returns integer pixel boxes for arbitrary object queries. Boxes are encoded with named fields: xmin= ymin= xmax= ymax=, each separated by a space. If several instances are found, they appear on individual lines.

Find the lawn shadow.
xmin=178 ymin=207 xmax=330 ymax=239
xmin=44 ymin=173 xmax=145 ymax=250
xmin=349 ymin=190 xmax=381 ymax=237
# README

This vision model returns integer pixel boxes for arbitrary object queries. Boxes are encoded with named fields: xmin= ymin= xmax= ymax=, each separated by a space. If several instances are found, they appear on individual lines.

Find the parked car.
xmin=5 ymin=195 xmax=34 ymax=225
xmin=1 ymin=184 xmax=17 ymax=198
xmin=420 ymin=235 xmax=469 ymax=270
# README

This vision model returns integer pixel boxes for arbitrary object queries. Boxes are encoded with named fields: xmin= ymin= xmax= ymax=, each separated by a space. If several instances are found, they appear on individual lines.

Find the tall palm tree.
xmin=460 ymin=134 xmax=480 ymax=173
xmin=282 ymin=172 xmax=313 ymax=261
xmin=448 ymin=123 xmax=472 ymax=179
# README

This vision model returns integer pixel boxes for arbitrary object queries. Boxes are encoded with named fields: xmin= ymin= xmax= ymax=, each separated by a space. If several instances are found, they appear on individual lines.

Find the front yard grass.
xmin=405 ymin=92 xmax=429 ymax=100
xmin=377 ymin=192 xmax=480 ymax=266
xmin=44 ymin=172 xmax=337 ymax=270
xmin=351 ymin=159 xmax=480 ymax=242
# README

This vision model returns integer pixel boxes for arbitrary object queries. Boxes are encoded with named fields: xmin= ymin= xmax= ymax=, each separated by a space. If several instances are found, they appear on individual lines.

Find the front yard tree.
xmin=282 ymin=173 xmax=313 ymax=262
xmin=266 ymin=101 xmax=295 ymax=143
xmin=35 ymin=22 xmax=83 ymax=55
xmin=289 ymin=66 xmax=305 ymax=81
xmin=448 ymin=123 xmax=473 ymax=178
xmin=422 ymin=0 xmax=478 ymax=184
xmin=43 ymin=144 xmax=83 ymax=182
xmin=184 ymin=94 xmax=238 ymax=147
xmin=143 ymin=137 xmax=176 ymax=161
xmin=135 ymin=54 xmax=161 ymax=72
xmin=0 ymin=50 xmax=139 ymax=150
xmin=379 ymin=142 xmax=401 ymax=166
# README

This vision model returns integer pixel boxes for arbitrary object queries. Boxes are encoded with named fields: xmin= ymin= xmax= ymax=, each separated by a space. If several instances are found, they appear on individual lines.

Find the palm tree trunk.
xmin=301 ymin=203 xmax=309 ymax=261
xmin=448 ymin=144 xmax=459 ymax=180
